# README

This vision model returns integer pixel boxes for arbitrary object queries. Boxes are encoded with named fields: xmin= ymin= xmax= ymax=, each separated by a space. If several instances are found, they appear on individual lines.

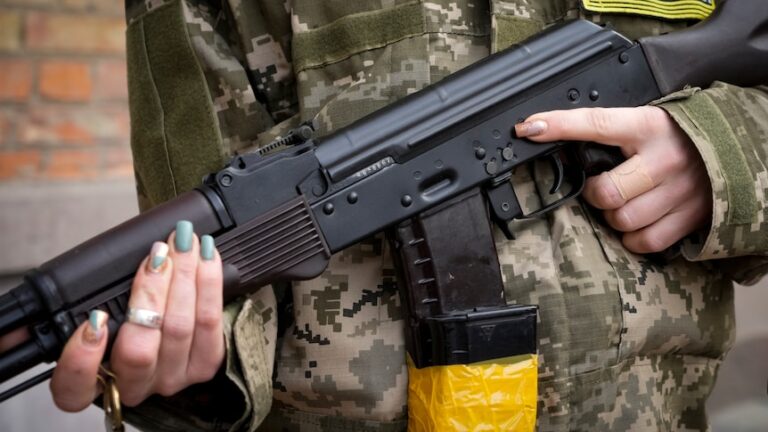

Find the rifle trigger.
xmin=546 ymin=153 xmax=564 ymax=195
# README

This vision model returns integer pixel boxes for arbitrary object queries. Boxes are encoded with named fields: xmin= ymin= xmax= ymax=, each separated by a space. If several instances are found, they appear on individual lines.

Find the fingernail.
xmin=148 ymin=241 xmax=169 ymax=273
xmin=83 ymin=310 xmax=108 ymax=346
xmin=201 ymin=235 xmax=215 ymax=261
xmin=175 ymin=220 xmax=193 ymax=253
xmin=515 ymin=120 xmax=548 ymax=137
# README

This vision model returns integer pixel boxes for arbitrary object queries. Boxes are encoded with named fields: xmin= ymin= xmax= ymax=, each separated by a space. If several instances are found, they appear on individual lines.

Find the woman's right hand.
xmin=49 ymin=220 xmax=225 ymax=411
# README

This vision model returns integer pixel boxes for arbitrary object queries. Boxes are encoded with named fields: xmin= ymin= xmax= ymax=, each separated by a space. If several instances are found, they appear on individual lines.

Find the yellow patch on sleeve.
xmin=582 ymin=0 xmax=715 ymax=21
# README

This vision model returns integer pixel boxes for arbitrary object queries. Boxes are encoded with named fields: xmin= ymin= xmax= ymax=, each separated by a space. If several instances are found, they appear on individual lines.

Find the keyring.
xmin=97 ymin=365 xmax=124 ymax=432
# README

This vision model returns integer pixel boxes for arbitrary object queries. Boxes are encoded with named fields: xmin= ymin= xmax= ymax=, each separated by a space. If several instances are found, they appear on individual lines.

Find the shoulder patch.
xmin=581 ymin=0 xmax=715 ymax=21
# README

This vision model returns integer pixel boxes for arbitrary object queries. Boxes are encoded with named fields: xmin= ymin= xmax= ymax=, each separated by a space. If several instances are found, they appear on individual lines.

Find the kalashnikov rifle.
xmin=0 ymin=0 xmax=765 ymax=401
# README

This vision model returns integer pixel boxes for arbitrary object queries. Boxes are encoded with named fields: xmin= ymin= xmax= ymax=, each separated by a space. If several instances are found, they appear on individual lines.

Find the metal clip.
xmin=97 ymin=366 xmax=124 ymax=432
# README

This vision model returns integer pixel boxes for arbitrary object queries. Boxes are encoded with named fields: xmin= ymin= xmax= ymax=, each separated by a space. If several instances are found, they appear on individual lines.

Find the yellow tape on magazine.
xmin=407 ymin=354 xmax=538 ymax=432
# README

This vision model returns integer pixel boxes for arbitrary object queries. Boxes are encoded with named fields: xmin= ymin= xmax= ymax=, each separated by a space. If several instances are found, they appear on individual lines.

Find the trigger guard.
xmin=524 ymin=166 xmax=586 ymax=219
xmin=548 ymin=154 xmax=564 ymax=194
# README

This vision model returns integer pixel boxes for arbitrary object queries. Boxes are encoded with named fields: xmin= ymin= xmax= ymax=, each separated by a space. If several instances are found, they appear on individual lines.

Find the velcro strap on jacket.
xmin=292 ymin=1 xmax=425 ymax=72
xmin=675 ymin=90 xmax=758 ymax=225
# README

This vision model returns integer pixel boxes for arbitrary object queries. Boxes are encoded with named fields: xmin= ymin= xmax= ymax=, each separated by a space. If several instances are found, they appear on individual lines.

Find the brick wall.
xmin=0 ymin=1 xmax=138 ymax=273
xmin=0 ymin=3 xmax=140 ymax=430
xmin=0 ymin=0 xmax=132 ymax=183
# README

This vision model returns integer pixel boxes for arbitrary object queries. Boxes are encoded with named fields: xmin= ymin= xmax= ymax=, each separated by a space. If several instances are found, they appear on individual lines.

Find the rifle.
xmin=0 ymin=0 xmax=766 ymax=401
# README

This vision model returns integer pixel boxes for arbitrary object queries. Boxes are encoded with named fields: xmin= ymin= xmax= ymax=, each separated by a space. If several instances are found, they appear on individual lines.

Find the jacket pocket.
xmin=586 ymin=210 xmax=735 ymax=361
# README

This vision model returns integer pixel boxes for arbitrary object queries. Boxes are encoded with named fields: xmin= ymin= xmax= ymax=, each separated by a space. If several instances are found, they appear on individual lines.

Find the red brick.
xmin=0 ymin=112 xmax=10 ymax=146
xmin=0 ymin=11 xmax=22 ymax=52
xmin=2 ymin=0 xmax=59 ymax=7
xmin=54 ymin=121 xmax=94 ymax=144
xmin=62 ymin=0 xmax=125 ymax=15
xmin=43 ymin=149 xmax=100 ymax=179
xmin=103 ymin=146 xmax=134 ymax=178
xmin=60 ymin=0 xmax=92 ymax=10
xmin=39 ymin=61 xmax=93 ymax=102
xmin=25 ymin=12 xmax=126 ymax=55
xmin=17 ymin=105 xmax=130 ymax=146
xmin=0 ymin=150 xmax=41 ymax=180
xmin=95 ymin=60 xmax=128 ymax=101
xmin=0 ymin=60 xmax=33 ymax=102
xmin=0 ymin=0 xmax=125 ymax=13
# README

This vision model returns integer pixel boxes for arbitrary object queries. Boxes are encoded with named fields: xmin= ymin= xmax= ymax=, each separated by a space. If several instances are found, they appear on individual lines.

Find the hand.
xmin=515 ymin=106 xmax=712 ymax=254
xmin=49 ymin=221 xmax=225 ymax=411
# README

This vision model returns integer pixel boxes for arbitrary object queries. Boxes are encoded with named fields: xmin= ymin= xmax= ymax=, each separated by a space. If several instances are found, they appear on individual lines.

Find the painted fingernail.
xmin=148 ymin=241 xmax=169 ymax=273
xmin=83 ymin=310 xmax=108 ymax=346
xmin=175 ymin=220 xmax=193 ymax=253
xmin=515 ymin=120 xmax=548 ymax=137
xmin=201 ymin=235 xmax=215 ymax=261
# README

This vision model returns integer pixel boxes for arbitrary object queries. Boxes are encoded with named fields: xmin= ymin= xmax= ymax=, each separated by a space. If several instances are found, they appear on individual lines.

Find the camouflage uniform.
xmin=122 ymin=0 xmax=768 ymax=430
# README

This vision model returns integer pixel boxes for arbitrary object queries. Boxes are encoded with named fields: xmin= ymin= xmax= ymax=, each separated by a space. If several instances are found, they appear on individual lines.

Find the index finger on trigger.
xmin=514 ymin=107 xmax=657 ymax=153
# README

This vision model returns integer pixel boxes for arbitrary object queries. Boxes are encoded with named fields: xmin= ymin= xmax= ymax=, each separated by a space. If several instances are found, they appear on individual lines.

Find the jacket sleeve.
xmin=122 ymin=0 xmax=293 ymax=430
xmin=125 ymin=0 xmax=297 ymax=211
xmin=656 ymin=82 xmax=768 ymax=285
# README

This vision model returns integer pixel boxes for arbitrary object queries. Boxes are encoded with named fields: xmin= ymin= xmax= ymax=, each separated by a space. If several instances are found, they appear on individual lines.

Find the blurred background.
xmin=0 ymin=0 xmax=139 ymax=430
xmin=0 ymin=0 xmax=765 ymax=431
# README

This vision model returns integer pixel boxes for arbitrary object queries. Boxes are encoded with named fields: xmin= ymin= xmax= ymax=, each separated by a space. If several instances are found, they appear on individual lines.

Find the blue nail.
xmin=89 ymin=310 xmax=106 ymax=332
xmin=201 ymin=235 xmax=215 ymax=261
xmin=175 ymin=220 xmax=193 ymax=252
xmin=149 ymin=241 xmax=169 ymax=272
xmin=84 ymin=310 xmax=108 ymax=345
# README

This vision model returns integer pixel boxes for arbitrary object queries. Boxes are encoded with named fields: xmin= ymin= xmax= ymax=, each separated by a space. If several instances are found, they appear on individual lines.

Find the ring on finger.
xmin=126 ymin=308 xmax=163 ymax=329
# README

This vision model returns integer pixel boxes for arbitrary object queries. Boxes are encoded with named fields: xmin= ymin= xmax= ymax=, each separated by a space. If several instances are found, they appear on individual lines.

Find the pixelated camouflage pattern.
xmin=268 ymin=236 xmax=407 ymax=422
xmin=123 ymin=0 xmax=768 ymax=431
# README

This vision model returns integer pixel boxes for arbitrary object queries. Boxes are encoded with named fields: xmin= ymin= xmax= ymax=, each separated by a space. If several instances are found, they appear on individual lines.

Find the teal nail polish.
xmin=84 ymin=310 xmax=108 ymax=345
xmin=89 ymin=310 xmax=104 ymax=332
xmin=175 ymin=220 xmax=193 ymax=252
xmin=201 ymin=235 xmax=215 ymax=261
xmin=149 ymin=241 xmax=169 ymax=272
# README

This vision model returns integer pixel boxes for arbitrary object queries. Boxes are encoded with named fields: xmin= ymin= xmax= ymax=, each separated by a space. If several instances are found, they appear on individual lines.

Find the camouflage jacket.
xmin=122 ymin=0 xmax=768 ymax=431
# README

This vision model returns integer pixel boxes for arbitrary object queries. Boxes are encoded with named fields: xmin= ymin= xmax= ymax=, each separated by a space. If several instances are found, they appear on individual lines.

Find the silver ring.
xmin=126 ymin=308 xmax=163 ymax=329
